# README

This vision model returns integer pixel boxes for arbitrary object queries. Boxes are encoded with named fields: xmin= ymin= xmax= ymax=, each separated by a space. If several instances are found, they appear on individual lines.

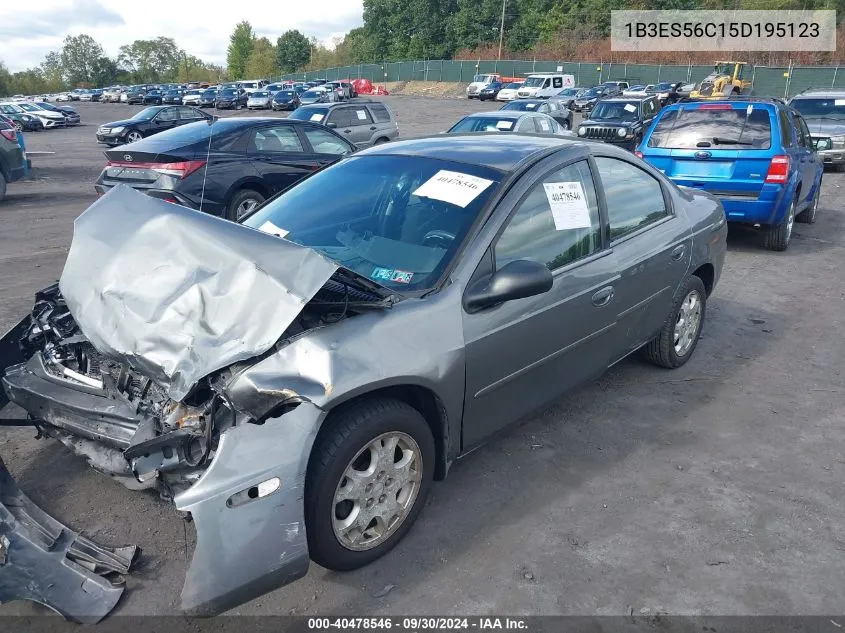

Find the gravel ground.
xmin=1 ymin=98 xmax=844 ymax=618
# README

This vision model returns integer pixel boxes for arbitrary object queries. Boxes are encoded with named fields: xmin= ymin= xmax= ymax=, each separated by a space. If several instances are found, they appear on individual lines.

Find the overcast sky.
xmin=1 ymin=0 xmax=364 ymax=72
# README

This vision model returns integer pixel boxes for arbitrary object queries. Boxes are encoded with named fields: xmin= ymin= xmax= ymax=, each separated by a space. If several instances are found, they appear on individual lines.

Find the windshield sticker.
xmin=496 ymin=120 xmax=514 ymax=130
xmin=526 ymin=103 xmax=537 ymax=109
xmin=310 ymin=113 xmax=324 ymax=122
xmin=835 ymin=99 xmax=845 ymax=106
xmin=356 ymin=109 xmax=368 ymax=120
xmin=371 ymin=267 xmax=413 ymax=284
xmin=543 ymin=182 xmax=593 ymax=231
xmin=258 ymin=220 xmax=289 ymax=238
xmin=623 ymin=103 xmax=637 ymax=113
xmin=412 ymin=170 xmax=495 ymax=208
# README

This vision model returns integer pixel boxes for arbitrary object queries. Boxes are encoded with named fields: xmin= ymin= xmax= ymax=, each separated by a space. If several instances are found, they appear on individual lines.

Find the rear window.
xmin=647 ymin=107 xmax=772 ymax=150
xmin=368 ymin=103 xmax=391 ymax=122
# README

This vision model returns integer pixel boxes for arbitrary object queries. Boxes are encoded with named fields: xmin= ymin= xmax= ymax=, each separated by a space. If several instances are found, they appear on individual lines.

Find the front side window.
xmin=301 ymin=127 xmax=353 ymax=155
xmin=155 ymin=108 xmax=178 ymax=122
xmin=595 ymin=157 xmax=668 ymax=240
xmin=496 ymin=160 xmax=601 ymax=272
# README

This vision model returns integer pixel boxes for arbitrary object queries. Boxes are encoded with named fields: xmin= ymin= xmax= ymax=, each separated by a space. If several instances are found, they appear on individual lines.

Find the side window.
xmin=251 ymin=125 xmax=304 ymax=152
xmin=350 ymin=107 xmax=374 ymax=125
xmin=778 ymin=109 xmax=794 ymax=147
xmin=155 ymin=108 xmax=178 ymax=122
xmin=495 ymin=160 xmax=602 ymax=272
xmin=534 ymin=116 xmax=555 ymax=135
xmin=542 ymin=78 xmax=551 ymax=88
xmin=368 ymin=103 xmax=391 ymax=123
xmin=327 ymin=108 xmax=356 ymax=128
xmin=595 ymin=157 xmax=668 ymax=240
xmin=797 ymin=116 xmax=813 ymax=149
xmin=302 ymin=127 xmax=353 ymax=155
xmin=644 ymin=99 xmax=656 ymax=117
xmin=515 ymin=117 xmax=535 ymax=133
xmin=553 ymin=77 xmax=563 ymax=89
xmin=792 ymin=114 xmax=808 ymax=147
xmin=178 ymin=106 xmax=202 ymax=120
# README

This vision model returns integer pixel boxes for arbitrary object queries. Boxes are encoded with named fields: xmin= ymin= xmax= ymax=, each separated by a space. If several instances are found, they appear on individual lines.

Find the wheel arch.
xmin=691 ymin=262 xmax=715 ymax=297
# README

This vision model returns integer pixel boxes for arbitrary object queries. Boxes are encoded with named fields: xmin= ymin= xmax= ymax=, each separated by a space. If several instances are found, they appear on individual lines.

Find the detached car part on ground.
xmin=1 ymin=135 xmax=726 ymax=621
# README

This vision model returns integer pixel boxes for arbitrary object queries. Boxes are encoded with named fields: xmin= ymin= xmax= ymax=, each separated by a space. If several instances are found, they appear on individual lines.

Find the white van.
xmin=516 ymin=74 xmax=575 ymax=99
xmin=240 ymin=79 xmax=268 ymax=95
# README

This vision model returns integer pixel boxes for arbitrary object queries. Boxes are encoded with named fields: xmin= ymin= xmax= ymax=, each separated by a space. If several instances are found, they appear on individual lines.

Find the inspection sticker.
xmin=310 ymin=113 xmax=324 ymax=122
xmin=623 ymin=103 xmax=637 ymax=113
xmin=543 ymin=182 xmax=592 ymax=231
xmin=371 ymin=267 xmax=413 ymax=284
xmin=412 ymin=170 xmax=494 ymax=208
xmin=258 ymin=220 xmax=289 ymax=238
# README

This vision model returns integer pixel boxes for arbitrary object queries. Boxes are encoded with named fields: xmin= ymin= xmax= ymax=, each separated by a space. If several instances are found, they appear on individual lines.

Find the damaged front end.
xmin=0 ymin=186 xmax=394 ymax=618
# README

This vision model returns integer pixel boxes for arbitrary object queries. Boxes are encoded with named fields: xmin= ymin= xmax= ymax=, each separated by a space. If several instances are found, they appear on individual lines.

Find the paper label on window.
xmin=493 ymin=120 xmax=512 ymax=130
xmin=539 ymin=118 xmax=550 ymax=131
xmin=310 ymin=113 xmax=324 ymax=122
xmin=356 ymin=109 xmax=367 ymax=120
xmin=623 ymin=103 xmax=637 ymax=113
xmin=835 ymin=99 xmax=845 ymax=106
xmin=543 ymin=182 xmax=592 ymax=231
xmin=258 ymin=220 xmax=289 ymax=238
xmin=412 ymin=170 xmax=494 ymax=208
xmin=526 ymin=103 xmax=537 ymax=109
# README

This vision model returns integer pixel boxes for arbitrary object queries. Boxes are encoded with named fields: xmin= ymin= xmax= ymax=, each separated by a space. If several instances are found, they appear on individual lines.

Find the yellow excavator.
xmin=690 ymin=61 xmax=753 ymax=98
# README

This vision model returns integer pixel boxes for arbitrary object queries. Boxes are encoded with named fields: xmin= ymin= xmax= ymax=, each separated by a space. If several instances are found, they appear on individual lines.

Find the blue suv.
xmin=637 ymin=98 xmax=823 ymax=251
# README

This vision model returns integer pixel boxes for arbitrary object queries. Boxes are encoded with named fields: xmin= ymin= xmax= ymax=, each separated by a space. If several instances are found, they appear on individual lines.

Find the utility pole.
xmin=497 ymin=0 xmax=507 ymax=61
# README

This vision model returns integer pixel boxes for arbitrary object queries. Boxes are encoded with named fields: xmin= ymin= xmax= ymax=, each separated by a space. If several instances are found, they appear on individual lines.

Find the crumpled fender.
xmin=175 ymin=401 xmax=325 ymax=616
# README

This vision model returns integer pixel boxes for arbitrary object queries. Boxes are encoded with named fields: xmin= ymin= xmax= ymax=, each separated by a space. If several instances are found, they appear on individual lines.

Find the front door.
xmin=462 ymin=158 xmax=619 ymax=449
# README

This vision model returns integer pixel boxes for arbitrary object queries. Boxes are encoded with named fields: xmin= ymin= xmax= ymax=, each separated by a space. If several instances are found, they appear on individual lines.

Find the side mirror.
xmin=326 ymin=122 xmax=337 ymax=128
xmin=464 ymin=259 xmax=553 ymax=313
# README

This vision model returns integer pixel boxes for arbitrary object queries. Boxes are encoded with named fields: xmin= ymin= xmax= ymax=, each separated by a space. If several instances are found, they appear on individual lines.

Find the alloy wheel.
xmin=673 ymin=290 xmax=702 ymax=357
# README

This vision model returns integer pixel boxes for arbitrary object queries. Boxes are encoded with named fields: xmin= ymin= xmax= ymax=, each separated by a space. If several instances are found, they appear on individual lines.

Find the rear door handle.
xmin=591 ymin=286 xmax=614 ymax=307
xmin=343 ymin=129 xmax=352 ymax=134
xmin=671 ymin=245 xmax=686 ymax=261
xmin=370 ymin=126 xmax=377 ymax=130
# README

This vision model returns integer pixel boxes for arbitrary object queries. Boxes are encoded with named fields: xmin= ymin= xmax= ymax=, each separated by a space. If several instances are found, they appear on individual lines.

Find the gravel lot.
xmin=1 ymin=98 xmax=844 ymax=618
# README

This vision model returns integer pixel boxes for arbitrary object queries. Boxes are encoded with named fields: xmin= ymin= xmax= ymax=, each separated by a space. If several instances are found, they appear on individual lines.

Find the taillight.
xmin=0 ymin=129 xmax=17 ymax=142
xmin=634 ymin=150 xmax=644 ymax=159
xmin=104 ymin=159 xmax=206 ymax=179
xmin=765 ymin=155 xmax=790 ymax=184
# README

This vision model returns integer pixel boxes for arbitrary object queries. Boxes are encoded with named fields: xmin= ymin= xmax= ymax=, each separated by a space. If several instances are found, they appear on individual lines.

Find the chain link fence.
xmin=282 ymin=60 xmax=844 ymax=98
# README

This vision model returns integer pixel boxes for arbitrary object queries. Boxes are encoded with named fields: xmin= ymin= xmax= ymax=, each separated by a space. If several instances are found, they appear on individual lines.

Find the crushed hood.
xmin=59 ymin=185 xmax=338 ymax=401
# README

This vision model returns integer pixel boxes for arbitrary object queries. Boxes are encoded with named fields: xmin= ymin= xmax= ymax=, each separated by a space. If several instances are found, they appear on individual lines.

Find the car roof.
xmin=791 ymin=90 xmax=845 ymax=99
xmin=601 ymin=96 xmax=652 ymax=102
xmin=355 ymin=134 xmax=582 ymax=173
xmin=463 ymin=111 xmax=528 ymax=119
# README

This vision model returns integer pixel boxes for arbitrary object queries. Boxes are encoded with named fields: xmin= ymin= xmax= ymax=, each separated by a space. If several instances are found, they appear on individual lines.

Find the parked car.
xmin=577 ymin=96 xmax=659 ymax=150
xmin=96 ymin=105 xmax=213 ymax=146
xmin=325 ymin=82 xmax=349 ymax=101
xmin=466 ymin=73 xmax=501 ymax=98
xmin=94 ymin=117 xmax=355 ymax=220
xmin=651 ymin=82 xmax=684 ymax=106
xmin=198 ymin=88 xmax=218 ymax=108
xmin=34 ymin=101 xmax=80 ymax=125
xmin=637 ymin=97 xmax=824 ymax=251
xmin=496 ymin=82 xmax=524 ymax=101
xmin=162 ymin=89 xmax=184 ymax=105
xmin=1 ymin=133 xmax=726 ymax=620
xmin=215 ymin=88 xmax=248 ymax=110
xmin=479 ymin=81 xmax=503 ymax=101
xmin=182 ymin=89 xmax=203 ymax=106
xmin=239 ymin=80 xmax=266 ymax=95
xmin=13 ymin=102 xmax=66 ymax=128
xmin=602 ymin=80 xmax=630 ymax=93
xmin=0 ymin=104 xmax=42 ymax=132
xmin=788 ymin=89 xmax=845 ymax=172
xmin=125 ymin=88 xmax=146 ymax=105
xmin=447 ymin=111 xmax=569 ymax=137
xmin=143 ymin=89 xmax=164 ymax=105
xmin=247 ymin=91 xmax=273 ymax=110
xmin=289 ymin=101 xmax=399 ymax=148
xmin=0 ymin=116 xmax=27 ymax=202
xmin=56 ymin=93 xmax=71 ymax=102
xmin=550 ymin=87 xmax=588 ymax=109
xmin=572 ymin=86 xmax=616 ymax=112
xmin=69 ymin=88 xmax=86 ymax=101
xmin=265 ymin=83 xmax=286 ymax=95
xmin=340 ymin=81 xmax=357 ymax=98
xmin=299 ymin=88 xmax=332 ymax=105
xmin=271 ymin=89 xmax=301 ymax=111
xmin=501 ymin=99 xmax=573 ymax=130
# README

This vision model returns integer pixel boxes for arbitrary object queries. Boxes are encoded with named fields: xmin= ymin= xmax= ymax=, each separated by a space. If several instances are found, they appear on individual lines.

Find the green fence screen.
xmin=282 ymin=60 xmax=842 ymax=98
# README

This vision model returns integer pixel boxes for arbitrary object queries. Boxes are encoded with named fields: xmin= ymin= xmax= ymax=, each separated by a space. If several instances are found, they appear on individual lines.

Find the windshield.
xmin=655 ymin=83 xmax=674 ymax=91
xmin=167 ymin=90 xmax=180 ymax=96
xmin=201 ymin=90 xmax=216 ymax=97
xmin=522 ymin=77 xmax=545 ymax=88
xmin=557 ymin=88 xmax=580 ymax=96
xmin=243 ymin=155 xmax=501 ymax=292
xmin=251 ymin=91 xmax=269 ymax=97
xmin=241 ymin=82 xmax=257 ymax=89
xmin=590 ymin=101 xmax=640 ymax=121
xmin=302 ymin=90 xmax=322 ymax=98
xmin=275 ymin=91 xmax=296 ymax=98
xmin=35 ymin=102 xmax=55 ymax=110
xmin=130 ymin=107 xmax=160 ymax=120
xmin=581 ymin=88 xmax=604 ymax=98
xmin=502 ymin=101 xmax=540 ymax=112
xmin=790 ymin=98 xmax=845 ymax=120
xmin=647 ymin=107 xmax=772 ymax=149
xmin=503 ymin=83 xmax=522 ymax=89
xmin=473 ymin=74 xmax=495 ymax=83
xmin=448 ymin=116 xmax=519 ymax=132
xmin=17 ymin=103 xmax=41 ymax=112
xmin=186 ymin=90 xmax=201 ymax=95
xmin=220 ymin=89 xmax=237 ymax=96
xmin=0 ymin=104 xmax=23 ymax=114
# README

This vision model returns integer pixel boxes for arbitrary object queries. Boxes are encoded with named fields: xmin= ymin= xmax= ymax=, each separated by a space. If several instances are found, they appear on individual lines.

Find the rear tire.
xmin=762 ymin=195 xmax=796 ymax=251
xmin=0 ymin=171 xmax=7 ymax=203
xmin=642 ymin=275 xmax=707 ymax=369
xmin=226 ymin=188 xmax=265 ymax=222
xmin=373 ymin=137 xmax=389 ymax=145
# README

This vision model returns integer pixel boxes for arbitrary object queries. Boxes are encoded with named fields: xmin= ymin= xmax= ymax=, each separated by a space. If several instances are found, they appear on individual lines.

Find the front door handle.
xmin=671 ymin=245 xmax=686 ymax=261
xmin=343 ymin=129 xmax=352 ymax=134
xmin=370 ymin=126 xmax=377 ymax=130
xmin=591 ymin=286 xmax=614 ymax=307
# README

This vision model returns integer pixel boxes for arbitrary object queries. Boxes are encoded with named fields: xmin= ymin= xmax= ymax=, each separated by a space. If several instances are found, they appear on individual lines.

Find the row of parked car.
xmin=0 ymin=100 xmax=81 ymax=131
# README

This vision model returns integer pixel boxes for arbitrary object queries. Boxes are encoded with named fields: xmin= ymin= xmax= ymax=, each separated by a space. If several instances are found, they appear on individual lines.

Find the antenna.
xmin=198 ymin=88 xmax=217 ymax=213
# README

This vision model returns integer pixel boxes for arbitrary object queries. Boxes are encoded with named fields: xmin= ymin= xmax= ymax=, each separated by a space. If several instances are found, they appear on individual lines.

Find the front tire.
xmin=762 ymin=194 xmax=796 ymax=251
xmin=125 ymin=130 xmax=143 ymax=143
xmin=642 ymin=275 xmax=707 ymax=369
xmin=305 ymin=398 xmax=434 ymax=571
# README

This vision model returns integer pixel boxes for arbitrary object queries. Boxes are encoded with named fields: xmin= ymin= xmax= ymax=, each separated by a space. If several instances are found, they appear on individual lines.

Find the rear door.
xmin=792 ymin=113 xmax=822 ymax=206
xmin=642 ymin=104 xmax=775 ymax=200
xmin=246 ymin=123 xmax=316 ymax=195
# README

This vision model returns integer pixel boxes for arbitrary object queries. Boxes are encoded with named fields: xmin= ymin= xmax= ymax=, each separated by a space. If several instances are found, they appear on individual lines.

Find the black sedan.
xmin=94 ymin=117 xmax=356 ymax=220
xmin=500 ymin=99 xmax=573 ymax=130
xmin=96 ymin=105 xmax=213 ymax=146
xmin=143 ymin=89 xmax=164 ymax=105
xmin=479 ymin=81 xmax=503 ymax=101
xmin=162 ymin=89 xmax=184 ymax=105
xmin=271 ymin=89 xmax=301 ymax=111
xmin=215 ymin=88 xmax=248 ymax=110
xmin=198 ymin=89 xmax=217 ymax=108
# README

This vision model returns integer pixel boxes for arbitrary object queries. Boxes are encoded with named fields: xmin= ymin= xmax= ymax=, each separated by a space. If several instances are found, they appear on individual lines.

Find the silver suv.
xmin=289 ymin=100 xmax=399 ymax=148
xmin=788 ymin=89 xmax=845 ymax=171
